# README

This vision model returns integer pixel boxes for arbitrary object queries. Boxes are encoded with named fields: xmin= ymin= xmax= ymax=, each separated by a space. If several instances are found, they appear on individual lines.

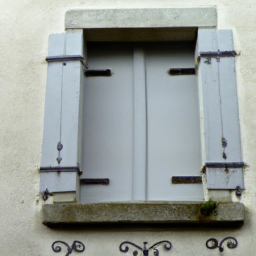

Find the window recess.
xmin=81 ymin=41 xmax=203 ymax=203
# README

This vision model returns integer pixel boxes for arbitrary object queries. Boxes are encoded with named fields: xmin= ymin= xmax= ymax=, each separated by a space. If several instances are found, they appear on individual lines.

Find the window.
xmin=40 ymin=8 xmax=244 ymax=206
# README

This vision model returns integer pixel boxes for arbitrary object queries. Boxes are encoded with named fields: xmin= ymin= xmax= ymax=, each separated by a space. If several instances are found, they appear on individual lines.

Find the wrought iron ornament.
xmin=52 ymin=240 xmax=85 ymax=256
xmin=206 ymin=237 xmax=238 ymax=252
xmin=119 ymin=241 xmax=172 ymax=256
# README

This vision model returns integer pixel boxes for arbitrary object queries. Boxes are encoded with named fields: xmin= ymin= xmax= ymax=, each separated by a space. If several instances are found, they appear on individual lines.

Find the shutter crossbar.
xmin=200 ymin=51 xmax=237 ymax=57
xmin=46 ymin=55 xmax=87 ymax=67
xmin=40 ymin=166 xmax=82 ymax=175
xmin=205 ymin=162 xmax=244 ymax=168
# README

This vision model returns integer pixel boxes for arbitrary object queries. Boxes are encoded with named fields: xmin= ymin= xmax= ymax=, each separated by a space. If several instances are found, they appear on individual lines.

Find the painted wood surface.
xmin=146 ymin=43 xmax=203 ymax=200
xmin=41 ymin=62 xmax=62 ymax=166
xmin=81 ymin=42 xmax=204 ymax=202
xmin=132 ymin=47 xmax=147 ymax=200
xmin=197 ymin=29 xmax=243 ymax=189
xmin=81 ymin=43 xmax=134 ymax=203
xmin=40 ymin=31 xmax=85 ymax=194
xmin=206 ymin=168 xmax=244 ymax=189
xmin=40 ymin=172 xmax=77 ymax=193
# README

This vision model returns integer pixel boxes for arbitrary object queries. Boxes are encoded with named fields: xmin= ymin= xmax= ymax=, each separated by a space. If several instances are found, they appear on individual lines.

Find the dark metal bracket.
xmin=172 ymin=176 xmax=202 ymax=184
xmin=200 ymin=51 xmax=237 ymax=57
xmin=169 ymin=68 xmax=195 ymax=76
xmin=80 ymin=178 xmax=109 ymax=185
xmin=206 ymin=237 xmax=238 ymax=252
xmin=52 ymin=240 xmax=85 ymax=256
xmin=120 ymin=241 xmax=172 ymax=256
xmin=46 ymin=55 xmax=87 ymax=67
xmin=205 ymin=162 xmax=244 ymax=168
xmin=39 ymin=166 xmax=82 ymax=176
xmin=85 ymin=69 xmax=111 ymax=77
xmin=200 ymin=51 xmax=237 ymax=64
xmin=46 ymin=55 xmax=85 ymax=62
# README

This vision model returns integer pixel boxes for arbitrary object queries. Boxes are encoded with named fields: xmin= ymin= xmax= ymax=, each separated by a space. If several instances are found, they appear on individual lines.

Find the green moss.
xmin=200 ymin=201 xmax=218 ymax=216
xmin=197 ymin=201 xmax=218 ymax=221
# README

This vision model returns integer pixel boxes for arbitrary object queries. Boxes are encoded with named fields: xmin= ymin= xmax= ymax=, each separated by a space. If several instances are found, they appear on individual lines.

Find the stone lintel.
xmin=65 ymin=8 xmax=217 ymax=29
xmin=43 ymin=202 xmax=244 ymax=226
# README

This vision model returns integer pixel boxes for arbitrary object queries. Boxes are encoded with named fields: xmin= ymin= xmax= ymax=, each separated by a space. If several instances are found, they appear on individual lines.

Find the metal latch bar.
xmin=80 ymin=179 xmax=109 ymax=185
xmin=85 ymin=69 xmax=111 ymax=77
xmin=169 ymin=68 xmax=195 ymax=76
xmin=172 ymin=176 xmax=202 ymax=184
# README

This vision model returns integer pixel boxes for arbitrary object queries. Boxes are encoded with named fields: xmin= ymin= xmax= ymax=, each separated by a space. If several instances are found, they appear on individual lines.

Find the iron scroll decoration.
xmin=206 ymin=237 xmax=238 ymax=252
xmin=119 ymin=241 xmax=172 ymax=256
xmin=52 ymin=240 xmax=85 ymax=256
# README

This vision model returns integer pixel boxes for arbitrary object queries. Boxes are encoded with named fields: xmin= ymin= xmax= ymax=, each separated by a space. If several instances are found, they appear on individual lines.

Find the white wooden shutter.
xmin=40 ymin=30 xmax=85 ymax=195
xmin=196 ymin=29 xmax=244 ymax=189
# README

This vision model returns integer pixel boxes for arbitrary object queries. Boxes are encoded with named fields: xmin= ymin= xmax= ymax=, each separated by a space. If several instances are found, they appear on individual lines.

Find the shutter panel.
xmin=197 ymin=29 xmax=244 ymax=189
xmin=40 ymin=30 xmax=85 ymax=195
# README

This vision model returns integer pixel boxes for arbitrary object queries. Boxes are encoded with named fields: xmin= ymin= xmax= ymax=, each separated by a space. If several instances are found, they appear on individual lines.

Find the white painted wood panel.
xmin=146 ymin=43 xmax=203 ymax=200
xmin=65 ymin=30 xmax=84 ymax=56
xmin=81 ymin=43 xmax=134 ymax=203
xmin=217 ymin=30 xmax=234 ymax=52
xmin=206 ymin=167 xmax=244 ymax=189
xmin=41 ymin=62 xmax=62 ymax=166
xmin=40 ymin=172 xmax=77 ymax=193
xmin=48 ymin=33 xmax=66 ymax=56
xmin=201 ymin=58 xmax=223 ymax=162
xmin=197 ymin=29 xmax=223 ymax=162
xmin=61 ymin=61 xmax=83 ymax=166
xmin=41 ymin=33 xmax=66 ymax=167
xmin=218 ymin=57 xmax=242 ymax=162
xmin=132 ymin=48 xmax=147 ymax=200
xmin=41 ymin=32 xmax=85 ymax=196
xmin=198 ymin=29 xmax=244 ymax=189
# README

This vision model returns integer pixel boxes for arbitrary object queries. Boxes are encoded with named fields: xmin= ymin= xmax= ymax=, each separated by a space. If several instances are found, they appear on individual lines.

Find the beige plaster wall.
xmin=0 ymin=0 xmax=256 ymax=255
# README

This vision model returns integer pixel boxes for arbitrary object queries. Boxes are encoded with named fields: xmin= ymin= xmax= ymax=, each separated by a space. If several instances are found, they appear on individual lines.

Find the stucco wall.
xmin=0 ymin=0 xmax=256 ymax=255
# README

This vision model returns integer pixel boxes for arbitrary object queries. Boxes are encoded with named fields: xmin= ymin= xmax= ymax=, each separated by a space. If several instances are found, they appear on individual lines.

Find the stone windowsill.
xmin=43 ymin=202 xmax=244 ymax=226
